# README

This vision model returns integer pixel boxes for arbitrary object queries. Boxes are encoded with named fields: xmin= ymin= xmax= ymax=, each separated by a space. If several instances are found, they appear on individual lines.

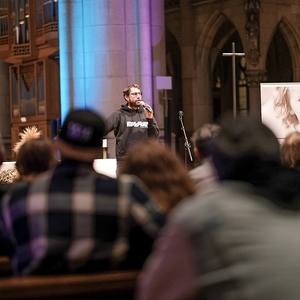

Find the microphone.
xmin=140 ymin=101 xmax=153 ymax=113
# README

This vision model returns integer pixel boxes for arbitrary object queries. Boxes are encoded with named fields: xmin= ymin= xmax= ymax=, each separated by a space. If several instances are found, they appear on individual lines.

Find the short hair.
xmin=191 ymin=123 xmax=220 ymax=158
xmin=211 ymin=116 xmax=280 ymax=180
xmin=123 ymin=84 xmax=141 ymax=100
xmin=16 ymin=137 xmax=58 ymax=178
xmin=280 ymin=131 xmax=300 ymax=169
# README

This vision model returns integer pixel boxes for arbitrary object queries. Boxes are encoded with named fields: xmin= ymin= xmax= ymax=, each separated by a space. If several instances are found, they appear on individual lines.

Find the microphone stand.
xmin=178 ymin=111 xmax=193 ymax=168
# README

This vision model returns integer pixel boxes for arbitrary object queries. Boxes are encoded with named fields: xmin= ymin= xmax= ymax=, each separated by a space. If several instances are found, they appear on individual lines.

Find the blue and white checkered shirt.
xmin=0 ymin=159 xmax=166 ymax=275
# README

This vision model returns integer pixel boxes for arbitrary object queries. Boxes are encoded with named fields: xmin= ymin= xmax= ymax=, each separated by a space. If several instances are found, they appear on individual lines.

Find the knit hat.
xmin=54 ymin=109 xmax=105 ymax=162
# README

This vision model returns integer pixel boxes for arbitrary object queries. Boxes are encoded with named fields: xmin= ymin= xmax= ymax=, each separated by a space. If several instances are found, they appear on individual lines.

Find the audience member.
xmin=137 ymin=116 xmax=300 ymax=300
xmin=280 ymin=131 xmax=300 ymax=169
xmin=119 ymin=140 xmax=197 ymax=213
xmin=104 ymin=83 xmax=159 ymax=173
xmin=13 ymin=126 xmax=43 ymax=154
xmin=0 ymin=126 xmax=43 ymax=184
xmin=189 ymin=123 xmax=220 ymax=193
xmin=118 ymin=140 xmax=197 ymax=269
xmin=0 ymin=109 xmax=166 ymax=276
xmin=15 ymin=137 xmax=58 ymax=182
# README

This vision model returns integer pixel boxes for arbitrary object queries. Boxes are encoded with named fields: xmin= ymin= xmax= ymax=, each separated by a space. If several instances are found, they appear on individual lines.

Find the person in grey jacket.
xmin=189 ymin=123 xmax=220 ymax=194
xmin=137 ymin=116 xmax=300 ymax=300
xmin=104 ymin=83 xmax=159 ymax=173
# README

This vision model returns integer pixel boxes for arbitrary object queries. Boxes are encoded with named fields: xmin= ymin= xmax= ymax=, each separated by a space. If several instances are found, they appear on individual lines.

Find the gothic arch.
xmin=197 ymin=12 xmax=224 ymax=62
xmin=196 ymin=12 xmax=236 ymax=68
xmin=265 ymin=17 xmax=300 ymax=81
xmin=196 ymin=13 xmax=245 ymax=121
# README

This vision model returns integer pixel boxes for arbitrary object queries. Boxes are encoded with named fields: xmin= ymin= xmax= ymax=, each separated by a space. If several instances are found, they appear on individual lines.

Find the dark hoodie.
xmin=104 ymin=104 xmax=159 ymax=160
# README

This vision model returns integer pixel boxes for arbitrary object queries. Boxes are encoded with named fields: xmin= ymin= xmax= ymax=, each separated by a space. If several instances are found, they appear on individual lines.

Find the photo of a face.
xmin=261 ymin=83 xmax=300 ymax=143
xmin=288 ymin=86 xmax=300 ymax=124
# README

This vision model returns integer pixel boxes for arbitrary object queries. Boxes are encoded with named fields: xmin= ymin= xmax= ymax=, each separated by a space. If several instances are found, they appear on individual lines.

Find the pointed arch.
xmin=265 ymin=17 xmax=300 ymax=81
xmin=196 ymin=12 xmax=236 ymax=68
xmin=195 ymin=12 xmax=246 ymax=121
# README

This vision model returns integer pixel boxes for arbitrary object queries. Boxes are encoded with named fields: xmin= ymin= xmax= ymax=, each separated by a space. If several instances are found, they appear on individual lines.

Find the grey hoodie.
xmin=104 ymin=104 xmax=159 ymax=160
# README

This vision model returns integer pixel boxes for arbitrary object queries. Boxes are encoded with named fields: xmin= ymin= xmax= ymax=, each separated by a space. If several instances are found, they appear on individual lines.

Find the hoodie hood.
xmin=120 ymin=103 xmax=143 ymax=113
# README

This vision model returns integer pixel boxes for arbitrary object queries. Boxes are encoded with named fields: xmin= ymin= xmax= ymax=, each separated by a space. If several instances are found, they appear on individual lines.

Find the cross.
xmin=222 ymin=42 xmax=245 ymax=118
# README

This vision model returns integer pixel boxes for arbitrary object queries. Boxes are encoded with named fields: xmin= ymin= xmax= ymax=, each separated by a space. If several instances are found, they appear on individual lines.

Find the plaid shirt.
xmin=0 ymin=159 xmax=166 ymax=275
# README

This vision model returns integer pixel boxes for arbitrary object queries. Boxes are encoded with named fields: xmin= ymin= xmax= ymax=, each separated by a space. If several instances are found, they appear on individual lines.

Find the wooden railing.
xmin=0 ymin=256 xmax=139 ymax=300
xmin=0 ymin=255 xmax=12 ymax=277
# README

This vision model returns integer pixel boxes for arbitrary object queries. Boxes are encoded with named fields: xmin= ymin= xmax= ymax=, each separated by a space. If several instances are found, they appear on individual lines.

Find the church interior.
xmin=0 ymin=0 xmax=299 ymax=166
xmin=0 ymin=1 xmax=300 ymax=299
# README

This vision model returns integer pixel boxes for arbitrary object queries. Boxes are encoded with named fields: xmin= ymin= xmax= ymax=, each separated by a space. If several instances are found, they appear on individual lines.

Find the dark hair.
xmin=123 ymin=83 xmax=141 ymax=100
xmin=211 ymin=116 xmax=280 ymax=181
xmin=191 ymin=123 xmax=220 ymax=158
xmin=16 ymin=138 xmax=58 ymax=179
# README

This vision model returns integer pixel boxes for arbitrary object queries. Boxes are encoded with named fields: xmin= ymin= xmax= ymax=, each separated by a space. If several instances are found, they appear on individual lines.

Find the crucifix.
xmin=222 ymin=42 xmax=245 ymax=118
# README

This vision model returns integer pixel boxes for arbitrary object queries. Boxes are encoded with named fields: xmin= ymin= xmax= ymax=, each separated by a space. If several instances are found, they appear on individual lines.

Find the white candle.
xmin=102 ymin=139 xmax=107 ymax=148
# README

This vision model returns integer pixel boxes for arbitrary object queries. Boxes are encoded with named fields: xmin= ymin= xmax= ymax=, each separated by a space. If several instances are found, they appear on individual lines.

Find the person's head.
xmin=274 ymin=86 xmax=300 ymax=128
xmin=53 ymin=109 xmax=105 ymax=162
xmin=211 ymin=116 xmax=281 ymax=182
xmin=191 ymin=123 xmax=220 ymax=161
xmin=13 ymin=126 xmax=42 ymax=155
xmin=123 ymin=83 xmax=143 ymax=110
xmin=0 ymin=127 xmax=42 ymax=184
xmin=16 ymin=137 xmax=58 ymax=182
xmin=119 ymin=140 xmax=197 ymax=213
xmin=280 ymin=131 xmax=300 ymax=169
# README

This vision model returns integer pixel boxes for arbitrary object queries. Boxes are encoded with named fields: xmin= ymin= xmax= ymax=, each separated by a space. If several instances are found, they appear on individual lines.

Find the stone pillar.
xmin=0 ymin=60 xmax=11 ymax=157
xmin=246 ymin=70 xmax=267 ymax=118
xmin=179 ymin=0 xmax=195 ymax=134
xmin=58 ymin=0 xmax=166 ymax=156
xmin=150 ymin=0 xmax=166 ymax=128
xmin=58 ymin=0 xmax=165 ymax=120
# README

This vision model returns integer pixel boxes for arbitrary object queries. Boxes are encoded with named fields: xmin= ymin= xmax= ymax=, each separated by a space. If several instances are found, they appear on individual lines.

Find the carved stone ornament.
xmin=245 ymin=70 xmax=267 ymax=87
xmin=245 ymin=0 xmax=261 ymax=66
xmin=165 ymin=0 xmax=180 ymax=10
xmin=247 ymin=49 xmax=260 ymax=67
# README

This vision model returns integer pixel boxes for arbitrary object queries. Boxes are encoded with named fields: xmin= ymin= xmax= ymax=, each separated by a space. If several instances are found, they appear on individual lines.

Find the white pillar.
xmin=58 ymin=0 xmax=166 ymax=156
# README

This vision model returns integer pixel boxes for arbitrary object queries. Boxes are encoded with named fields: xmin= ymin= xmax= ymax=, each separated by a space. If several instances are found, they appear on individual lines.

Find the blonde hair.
xmin=274 ymin=87 xmax=299 ymax=128
xmin=281 ymin=131 xmax=300 ymax=169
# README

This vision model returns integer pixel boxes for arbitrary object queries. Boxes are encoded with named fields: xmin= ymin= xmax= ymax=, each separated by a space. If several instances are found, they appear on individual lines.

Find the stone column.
xmin=150 ymin=0 xmax=166 ymax=128
xmin=58 ymin=0 xmax=165 ymax=118
xmin=246 ymin=69 xmax=267 ymax=117
xmin=179 ymin=0 xmax=195 ymax=134
xmin=58 ymin=0 xmax=166 ymax=156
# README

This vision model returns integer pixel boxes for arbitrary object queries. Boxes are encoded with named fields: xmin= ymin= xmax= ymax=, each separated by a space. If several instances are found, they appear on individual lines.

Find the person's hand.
xmin=141 ymin=102 xmax=153 ymax=119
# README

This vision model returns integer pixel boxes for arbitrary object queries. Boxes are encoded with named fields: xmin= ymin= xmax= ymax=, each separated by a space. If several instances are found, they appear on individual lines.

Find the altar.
xmin=0 ymin=159 xmax=117 ymax=179
xmin=93 ymin=159 xmax=117 ymax=178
